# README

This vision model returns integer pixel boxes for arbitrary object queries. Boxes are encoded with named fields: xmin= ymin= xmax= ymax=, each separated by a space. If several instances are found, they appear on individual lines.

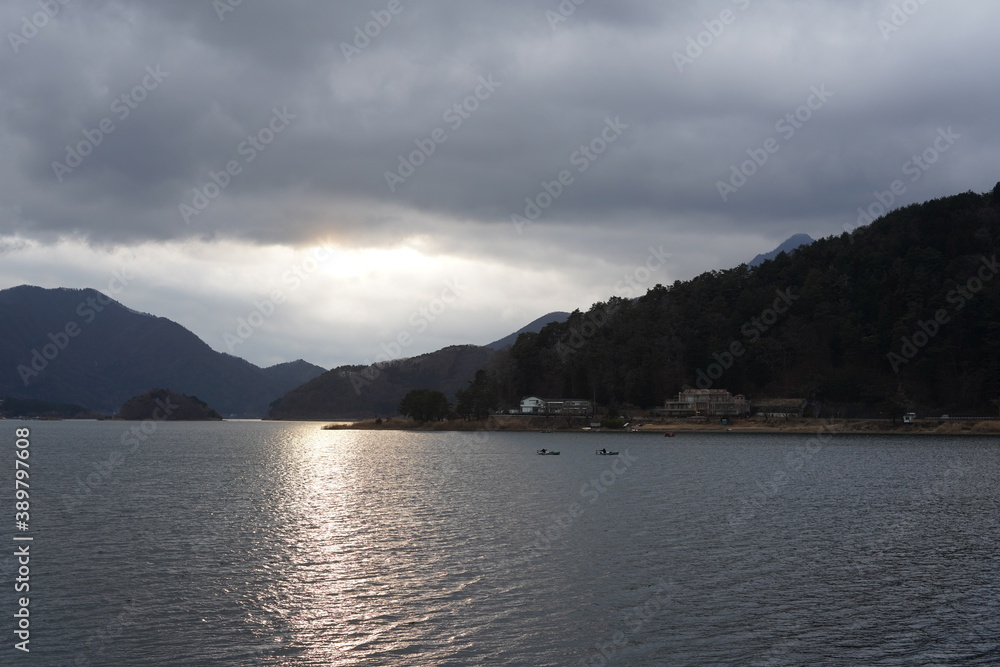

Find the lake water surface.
xmin=4 ymin=421 xmax=999 ymax=665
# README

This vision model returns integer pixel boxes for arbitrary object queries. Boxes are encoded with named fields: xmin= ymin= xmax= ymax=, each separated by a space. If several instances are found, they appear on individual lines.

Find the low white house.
xmin=520 ymin=397 xmax=546 ymax=414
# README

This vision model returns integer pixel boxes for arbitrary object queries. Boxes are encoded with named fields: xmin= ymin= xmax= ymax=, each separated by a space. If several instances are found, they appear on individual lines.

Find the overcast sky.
xmin=1 ymin=0 xmax=997 ymax=369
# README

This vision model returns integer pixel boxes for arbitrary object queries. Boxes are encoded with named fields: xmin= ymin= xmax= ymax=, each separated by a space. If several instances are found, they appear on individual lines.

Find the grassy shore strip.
xmin=323 ymin=416 xmax=1000 ymax=435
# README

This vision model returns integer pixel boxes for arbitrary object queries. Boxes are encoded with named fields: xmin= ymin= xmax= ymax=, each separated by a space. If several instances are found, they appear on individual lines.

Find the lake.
xmin=3 ymin=421 xmax=998 ymax=665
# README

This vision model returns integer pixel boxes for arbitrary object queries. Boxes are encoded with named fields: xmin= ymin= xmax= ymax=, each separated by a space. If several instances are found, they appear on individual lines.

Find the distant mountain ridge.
xmin=486 ymin=311 xmax=570 ymax=350
xmin=0 ymin=285 xmax=326 ymax=416
xmin=748 ymin=233 xmax=814 ymax=267
xmin=262 ymin=359 xmax=329 ymax=390
xmin=268 ymin=345 xmax=496 ymax=419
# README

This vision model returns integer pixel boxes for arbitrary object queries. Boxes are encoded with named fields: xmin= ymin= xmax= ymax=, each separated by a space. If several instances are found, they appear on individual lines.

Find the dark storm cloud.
xmin=2 ymin=0 xmax=998 ymax=253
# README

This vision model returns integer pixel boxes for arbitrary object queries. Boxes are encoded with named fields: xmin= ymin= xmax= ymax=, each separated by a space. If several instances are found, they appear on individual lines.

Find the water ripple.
xmin=12 ymin=423 xmax=1000 ymax=665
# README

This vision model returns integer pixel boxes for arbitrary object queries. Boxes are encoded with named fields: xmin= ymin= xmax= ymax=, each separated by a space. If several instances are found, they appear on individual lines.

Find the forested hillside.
xmin=501 ymin=186 xmax=1000 ymax=415
xmin=268 ymin=345 xmax=496 ymax=419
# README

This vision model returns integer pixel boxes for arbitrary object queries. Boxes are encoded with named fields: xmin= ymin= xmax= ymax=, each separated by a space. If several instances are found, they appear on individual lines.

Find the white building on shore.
xmin=660 ymin=389 xmax=750 ymax=417
xmin=519 ymin=396 xmax=593 ymax=416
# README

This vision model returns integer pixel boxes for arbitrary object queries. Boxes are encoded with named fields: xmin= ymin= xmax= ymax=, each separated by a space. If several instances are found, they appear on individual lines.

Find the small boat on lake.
xmin=595 ymin=449 xmax=619 ymax=455
xmin=537 ymin=449 xmax=560 ymax=455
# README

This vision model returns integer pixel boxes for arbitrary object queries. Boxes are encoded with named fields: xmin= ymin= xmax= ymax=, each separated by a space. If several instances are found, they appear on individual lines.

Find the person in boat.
xmin=600 ymin=448 xmax=607 ymax=454
xmin=540 ymin=448 xmax=547 ymax=454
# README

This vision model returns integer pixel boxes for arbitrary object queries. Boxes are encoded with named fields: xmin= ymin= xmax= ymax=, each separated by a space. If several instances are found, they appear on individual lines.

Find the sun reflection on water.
xmin=245 ymin=426 xmax=431 ymax=664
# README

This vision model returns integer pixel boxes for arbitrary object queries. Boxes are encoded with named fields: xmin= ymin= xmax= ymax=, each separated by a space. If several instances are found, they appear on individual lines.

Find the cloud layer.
xmin=2 ymin=0 xmax=997 ymax=368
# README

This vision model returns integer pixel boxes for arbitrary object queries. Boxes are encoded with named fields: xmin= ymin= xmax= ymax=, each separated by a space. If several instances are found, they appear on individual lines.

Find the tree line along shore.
xmin=323 ymin=415 xmax=1000 ymax=435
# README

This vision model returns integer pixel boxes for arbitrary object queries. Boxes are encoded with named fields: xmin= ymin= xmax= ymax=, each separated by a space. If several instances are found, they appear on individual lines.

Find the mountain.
xmin=486 ymin=311 xmax=571 ymax=350
xmin=0 ymin=286 xmax=325 ymax=417
xmin=262 ymin=359 xmax=328 ymax=389
xmin=484 ymin=240 xmax=810 ymax=352
xmin=500 ymin=186 xmax=1000 ymax=416
xmin=268 ymin=345 xmax=497 ymax=419
xmin=748 ymin=233 xmax=814 ymax=267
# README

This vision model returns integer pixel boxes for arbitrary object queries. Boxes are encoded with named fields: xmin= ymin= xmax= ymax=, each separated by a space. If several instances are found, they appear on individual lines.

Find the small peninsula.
xmin=118 ymin=388 xmax=223 ymax=421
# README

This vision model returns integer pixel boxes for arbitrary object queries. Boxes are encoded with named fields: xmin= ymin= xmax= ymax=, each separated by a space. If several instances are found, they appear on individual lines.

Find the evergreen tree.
xmin=398 ymin=389 xmax=450 ymax=422
xmin=454 ymin=369 xmax=498 ymax=420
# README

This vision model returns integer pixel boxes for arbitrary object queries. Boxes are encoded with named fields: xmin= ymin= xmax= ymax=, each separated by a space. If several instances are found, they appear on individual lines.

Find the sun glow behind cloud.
xmin=0 ymin=235 xmax=597 ymax=368
xmin=4 ymin=0 xmax=999 ymax=371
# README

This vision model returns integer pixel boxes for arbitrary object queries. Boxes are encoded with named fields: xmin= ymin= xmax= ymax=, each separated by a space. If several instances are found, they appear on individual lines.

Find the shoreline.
xmin=323 ymin=416 xmax=1000 ymax=436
